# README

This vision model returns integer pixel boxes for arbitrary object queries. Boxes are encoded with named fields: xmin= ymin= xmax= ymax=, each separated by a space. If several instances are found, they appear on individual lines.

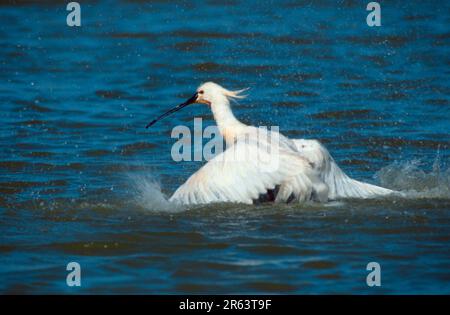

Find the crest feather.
xmin=223 ymin=87 xmax=249 ymax=99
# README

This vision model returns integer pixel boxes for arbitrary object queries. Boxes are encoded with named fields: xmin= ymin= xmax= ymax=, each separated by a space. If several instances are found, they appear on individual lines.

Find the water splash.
xmin=129 ymin=174 xmax=185 ymax=213
xmin=375 ymin=153 xmax=450 ymax=199
xmin=125 ymin=151 xmax=450 ymax=213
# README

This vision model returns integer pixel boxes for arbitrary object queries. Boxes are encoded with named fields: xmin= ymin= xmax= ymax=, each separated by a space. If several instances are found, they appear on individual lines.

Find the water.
xmin=1 ymin=0 xmax=449 ymax=294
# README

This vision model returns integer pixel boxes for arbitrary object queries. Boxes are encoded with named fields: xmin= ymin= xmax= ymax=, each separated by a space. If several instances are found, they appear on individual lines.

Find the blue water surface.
xmin=0 ymin=0 xmax=449 ymax=294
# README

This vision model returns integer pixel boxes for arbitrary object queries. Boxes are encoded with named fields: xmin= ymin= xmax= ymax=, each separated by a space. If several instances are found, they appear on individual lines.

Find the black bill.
xmin=145 ymin=92 xmax=198 ymax=128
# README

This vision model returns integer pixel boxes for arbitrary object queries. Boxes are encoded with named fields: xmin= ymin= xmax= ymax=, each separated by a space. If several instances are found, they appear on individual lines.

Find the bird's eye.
xmin=198 ymin=90 xmax=204 ymax=94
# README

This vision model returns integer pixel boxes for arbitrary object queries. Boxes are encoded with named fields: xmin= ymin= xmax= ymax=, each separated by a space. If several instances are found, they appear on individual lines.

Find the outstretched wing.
xmin=292 ymin=139 xmax=394 ymax=199
xmin=169 ymin=140 xmax=315 ymax=205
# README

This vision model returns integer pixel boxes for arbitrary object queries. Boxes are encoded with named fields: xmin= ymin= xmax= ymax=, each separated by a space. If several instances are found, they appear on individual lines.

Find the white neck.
xmin=210 ymin=95 xmax=245 ymax=144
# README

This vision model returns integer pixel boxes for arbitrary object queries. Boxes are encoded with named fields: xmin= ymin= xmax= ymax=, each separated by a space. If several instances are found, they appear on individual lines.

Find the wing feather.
xmin=293 ymin=139 xmax=394 ymax=199
xmin=170 ymin=140 xmax=313 ymax=205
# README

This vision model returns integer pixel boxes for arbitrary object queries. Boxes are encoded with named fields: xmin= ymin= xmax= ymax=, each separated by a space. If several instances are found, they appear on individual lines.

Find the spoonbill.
xmin=146 ymin=82 xmax=394 ymax=205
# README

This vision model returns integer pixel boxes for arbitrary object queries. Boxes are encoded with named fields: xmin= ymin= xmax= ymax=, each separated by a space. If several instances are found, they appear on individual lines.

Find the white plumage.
xmin=170 ymin=137 xmax=323 ymax=205
xmin=292 ymin=139 xmax=393 ymax=199
xmin=148 ymin=82 xmax=394 ymax=205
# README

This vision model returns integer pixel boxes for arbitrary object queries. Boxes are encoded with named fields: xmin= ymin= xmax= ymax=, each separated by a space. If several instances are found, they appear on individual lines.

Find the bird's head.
xmin=146 ymin=82 xmax=248 ymax=128
xmin=195 ymin=82 xmax=247 ymax=106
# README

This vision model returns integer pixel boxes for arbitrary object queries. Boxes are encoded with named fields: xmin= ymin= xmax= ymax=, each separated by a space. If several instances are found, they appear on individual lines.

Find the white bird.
xmin=146 ymin=82 xmax=394 ymax=205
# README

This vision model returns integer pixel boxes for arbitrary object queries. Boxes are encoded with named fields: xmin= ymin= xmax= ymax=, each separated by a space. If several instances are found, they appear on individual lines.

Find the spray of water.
xmin=127 ymin=150 xmax=449 ymax=212
xmin=129 ymin=174 xmax=185 ymax=212
xmin=375 ymin=151 xmax=450 ymax=199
